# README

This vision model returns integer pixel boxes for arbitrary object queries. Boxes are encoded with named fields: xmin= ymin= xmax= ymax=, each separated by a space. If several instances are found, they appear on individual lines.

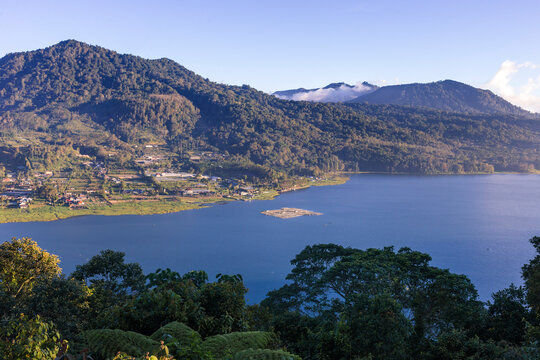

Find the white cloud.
xmin=275 ymin=82 xmax=376 ymax=103
xmin=484 ymin=60 xmax=540 ymax=113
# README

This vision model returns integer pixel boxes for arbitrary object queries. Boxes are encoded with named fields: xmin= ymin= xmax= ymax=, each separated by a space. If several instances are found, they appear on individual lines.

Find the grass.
xmin=252 ymin=190 xmax=280 ymax=201
xmin=0 ymin=200 xmax=207 ymax=224
xmin=310 ymin=175 xmax=350 ymax=187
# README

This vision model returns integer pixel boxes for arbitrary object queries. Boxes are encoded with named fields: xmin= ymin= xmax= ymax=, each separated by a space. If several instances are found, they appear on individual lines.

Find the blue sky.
xmin=1 ymin=0 xmax=540 ymax=110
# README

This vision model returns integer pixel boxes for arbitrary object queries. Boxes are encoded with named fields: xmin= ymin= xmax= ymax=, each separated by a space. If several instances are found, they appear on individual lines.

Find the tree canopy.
xmin=0 ymin=237 xmax=60 ymax=304
xmin=1 ymin=236 xmax=540 ymax=359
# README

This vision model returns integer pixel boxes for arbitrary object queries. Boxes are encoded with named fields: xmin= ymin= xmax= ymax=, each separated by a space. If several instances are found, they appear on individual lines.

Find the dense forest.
xmin=0 ymin=40 xmax=539 ymax=175
xmin=1 ymin=236 xmax=540 ymax=359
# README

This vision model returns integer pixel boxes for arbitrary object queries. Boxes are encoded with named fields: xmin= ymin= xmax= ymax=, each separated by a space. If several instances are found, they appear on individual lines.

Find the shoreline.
xmin=0 ymin=176 xmax=348 ymax=224
xmin=340 ymin=170 xmax=540 ymax=175
xmin=0 ymin=200 xmax=211 ymax=224
xmin=1 ymin=172 xmax=537 ymax=224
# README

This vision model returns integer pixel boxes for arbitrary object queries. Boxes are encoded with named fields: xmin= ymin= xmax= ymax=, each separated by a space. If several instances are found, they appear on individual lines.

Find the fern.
xmin=201 ymin=331 xmax=276 ymax=359
xmin=150 ymin=321 xmax=200 ymax=345
xmin=83 ymin=329 xmax=158 ymax=358
xmin=82 ymin=325 xmax=291 ymax=360
xmin=232 ymin=349 xmax=302 ymax=360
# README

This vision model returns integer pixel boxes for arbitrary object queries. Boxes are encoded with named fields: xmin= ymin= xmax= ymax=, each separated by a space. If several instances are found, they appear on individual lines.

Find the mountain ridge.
xmin=0 ymin=40 xmax=539 ymax=175
xmin=350 ymin=79 xmax=536 ymax=118
xmin=274 ymin=79 xmax=536 ymax=118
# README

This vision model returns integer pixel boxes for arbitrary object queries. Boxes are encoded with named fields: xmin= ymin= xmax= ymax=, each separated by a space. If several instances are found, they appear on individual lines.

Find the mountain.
xmin=275 ymin=79 xmax=536 ymax=119
xmin=273 ymin=82 xmax=378 ymax=102
xmin=0 ymin=40 xmax=539 ymax=175
xmin=350 ymin=80 xmax=536 ymax=118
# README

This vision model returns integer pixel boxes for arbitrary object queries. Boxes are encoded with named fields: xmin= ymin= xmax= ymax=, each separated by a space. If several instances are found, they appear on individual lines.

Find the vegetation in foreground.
xmin=1 ymin=236 xmax=540 ymax=359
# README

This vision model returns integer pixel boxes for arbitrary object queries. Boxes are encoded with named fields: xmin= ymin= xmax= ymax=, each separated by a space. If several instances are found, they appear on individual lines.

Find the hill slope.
xmin=0 ymin=40 xmax=539 ymax=174
xmin=350 ymin=80 xmax=536 ymax=118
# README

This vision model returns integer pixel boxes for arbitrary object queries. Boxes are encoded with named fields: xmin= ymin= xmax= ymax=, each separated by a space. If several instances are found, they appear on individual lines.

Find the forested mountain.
xmin=350 ymin=80 xmax=537 ymax=118
xmin=0 ymin=40 xmax=539 ymax=174
xmin=276 ymin=79 xmax=536 ymax=118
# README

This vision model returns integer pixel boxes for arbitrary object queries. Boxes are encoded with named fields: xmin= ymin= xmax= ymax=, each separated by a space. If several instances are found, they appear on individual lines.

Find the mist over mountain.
xmin=0 ymin=40 xmax=539 ymax=174
xmin=273 ymin=82 xmax=378 ymax=102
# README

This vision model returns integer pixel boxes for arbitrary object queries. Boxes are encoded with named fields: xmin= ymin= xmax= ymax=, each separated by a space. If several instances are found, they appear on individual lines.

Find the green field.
xmin=310 ymin=176 xmax=349 ymax=187
xmin=0 ymin=200 xmax=207 ymax=223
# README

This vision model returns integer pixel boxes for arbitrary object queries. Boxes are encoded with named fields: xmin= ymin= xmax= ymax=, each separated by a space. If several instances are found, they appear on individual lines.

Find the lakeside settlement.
xmin=0 ymin=144 xmax=347 ymax=223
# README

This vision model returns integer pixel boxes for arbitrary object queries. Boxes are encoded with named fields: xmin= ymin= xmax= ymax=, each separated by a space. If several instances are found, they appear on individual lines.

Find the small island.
xmin=262 ymin=207 xmax=323 ymax=219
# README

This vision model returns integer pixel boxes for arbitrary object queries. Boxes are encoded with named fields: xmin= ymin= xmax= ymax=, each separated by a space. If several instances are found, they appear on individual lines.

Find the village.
xmin=0 ymin=148 xmax=265 ymax=212
xmin=0 ymin=140 xmax=343 ymax=224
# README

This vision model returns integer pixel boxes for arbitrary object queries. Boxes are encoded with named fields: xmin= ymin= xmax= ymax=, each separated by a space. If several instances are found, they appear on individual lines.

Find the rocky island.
xmin=261 ymin=207 xmax=323 ymax=219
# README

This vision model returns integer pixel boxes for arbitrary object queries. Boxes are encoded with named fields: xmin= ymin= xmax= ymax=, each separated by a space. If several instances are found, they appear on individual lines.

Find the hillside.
xmin=0 ymin=40 xmax=539 ymax=175
xmin=350 ymin=80 xmax=537 ymax=118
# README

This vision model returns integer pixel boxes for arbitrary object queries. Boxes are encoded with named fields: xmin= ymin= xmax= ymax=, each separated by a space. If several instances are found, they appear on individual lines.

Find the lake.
xmin=1 ymin=174 xmax=539 ymax=303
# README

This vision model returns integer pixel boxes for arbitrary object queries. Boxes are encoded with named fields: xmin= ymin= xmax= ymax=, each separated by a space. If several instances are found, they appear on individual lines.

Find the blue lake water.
xmin=1 ymin=174 xmax=539 ymax=303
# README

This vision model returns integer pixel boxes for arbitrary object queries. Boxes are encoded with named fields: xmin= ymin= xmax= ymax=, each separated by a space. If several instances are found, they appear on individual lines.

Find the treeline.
xmin=0 ymin=40 xmax=539 ymax=175
xmin=1 ymin=236 xmax=540 ymax=359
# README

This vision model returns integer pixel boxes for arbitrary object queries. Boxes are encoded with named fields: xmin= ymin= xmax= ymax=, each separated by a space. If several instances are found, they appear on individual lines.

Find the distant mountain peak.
xmin=55 ymin=39 xmax=87 ymax=46
xmin=46 ymin=39 xmax=101 ymax=52
xmin=322 ymin=82 xmax=351 ymax=89
xmin=273 ymin=78 xmax=536 ymax=117
xmin=348 ymin=80 xmax=535 ymax=117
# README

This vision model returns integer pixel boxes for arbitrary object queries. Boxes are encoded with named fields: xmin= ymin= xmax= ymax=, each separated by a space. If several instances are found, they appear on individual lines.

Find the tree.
xmin=71 ymin=249 xmax=145 ymax=326
xmin=484 ymin=284 xmax=531 ymax=344
xmin=109 ymin=270 xmax=248 ymax=337
xmin=284 ymin=243 xmax=357 ymax=311
xmin=198 ymin=274 xmax=248 ymax=337
xmin=0 ymin=314 xmax=62 ymax=360
xmin=146 ymin=268 xmax=183 ymax=289
xmin=20 ymin=277 xmax=92 ymax=341
xmin=71 ymin=249 xmax=145 ymax=296
xmin=328 ymin=294 xmax=411 ymax=360
xmin=111 ymin=287 xmax=203 ymax=335
xmin=0 ymin=237 xmax=60 ymax=310
xmin=263 ymin=244 xmax=483 ymax=359
xmin=522 ymin=236 xmax=540 ymax=312
xmin=36 ymin=184 xmax=58 ymax=202
xmin=183 ymin=270 xmax=209 ymax=288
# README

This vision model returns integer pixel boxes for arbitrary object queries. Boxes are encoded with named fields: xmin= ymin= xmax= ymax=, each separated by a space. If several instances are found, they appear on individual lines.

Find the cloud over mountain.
xmin=273 ymin=82 xmax=377 ymax=102
xmin=485 ymin=60 xmax=540 ymax=113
